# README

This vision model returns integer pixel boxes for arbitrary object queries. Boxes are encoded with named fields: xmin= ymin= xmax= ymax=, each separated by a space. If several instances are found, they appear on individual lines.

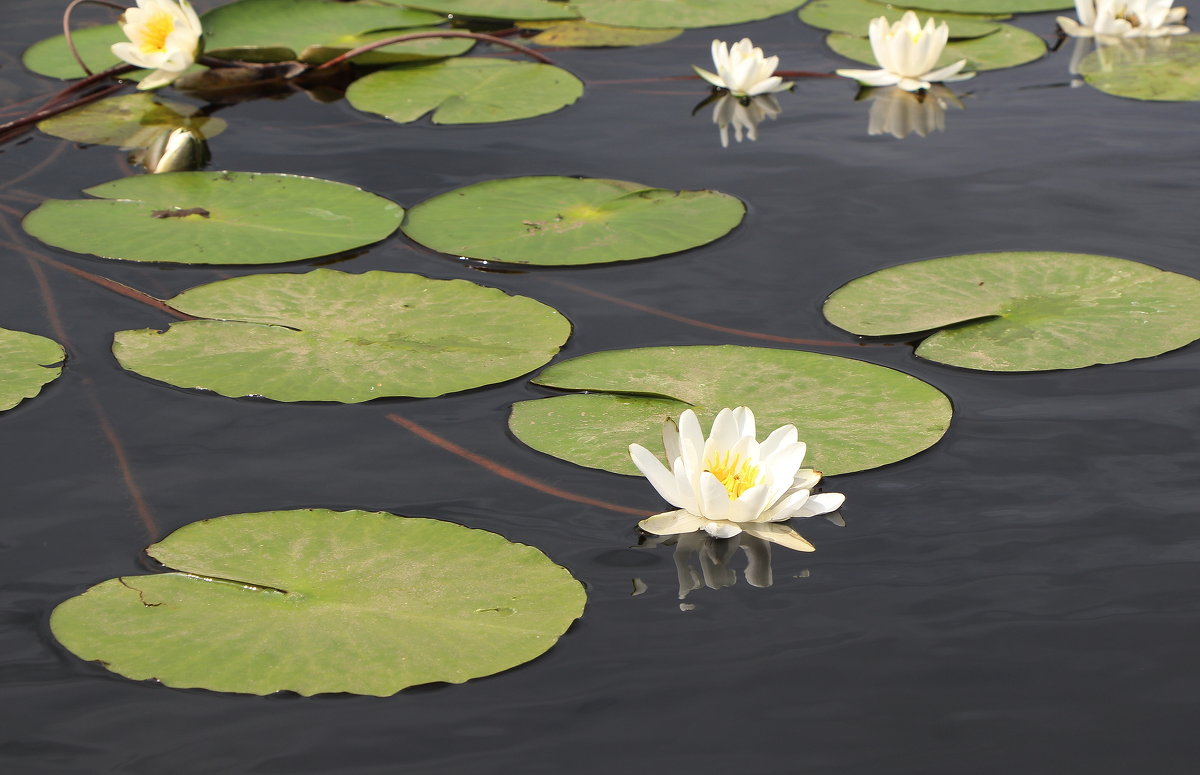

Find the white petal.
xmin=730 ymin=483 xmax=772 ymax=523
xmin=837 ymin=68 xmax=903 ymax=87
xmin=661 ymin=416 xmax=682 ymax=469
xmin=759 ymin=425 xmax=798 ymax=459
xmin=698 ymin=471 xmax=734 ymax=519
xmin=640 ymin=510 xmax=707 ymax=536
xmin=760 ymin=489 xmax=811 ymax=522
xmin=791 ymin=468 xmax=821 ymax=491
xmin=741 ymin=522 xmax=815 ymax=552
xmin=702 ymin=520 xmax=743 ymax=539
xmin=693 ymin=66 xmax=726 ymax=89
xmin=791 ymin=492 xmax=846 ymax=518
xmin=922 ymin=59 xmax=971 ymax=83
xmin=629 ymin=444 xmax=681 ymax=506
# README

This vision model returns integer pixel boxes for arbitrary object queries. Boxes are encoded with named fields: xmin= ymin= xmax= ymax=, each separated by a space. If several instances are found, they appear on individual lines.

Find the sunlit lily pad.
xmin=23 ymin=172 xmax=402 ymax=265
xmin=346 ymin=59 xmax=583 ymax=124
xmin=36 ymin=93 xmax=226 ymax=149
xmin=402 ymin=176 xmax=744 ymax=265
xmin=51 ymin=509 xmax=586 ymax=696
xmin=508 ymin=345 xmax=952 ymax=475
xmin=113 ymin=270 xmax=571 ymax=401
xmin=898 ymin=0 xmax=1069 ymax=10
xmin=799 ymin=0 xmax=1003 ymax=39
xmin=400 ymin=0 xmax=579 ymax=20
xmin=520 ymin=20 xmax=683 ymax=47
xmin=23 ymin=24 xmax=134 ymax=79
xmin=826 ymin=22 xmax=1046 ymax=71
xmin=1080 ymin=36 xmax=1200 ymax=102
xmin=0 ymin=328 xmax=65 ymax=412
xmin=571 ymin=0 xmax=803 ymax=28
xmin=823 ymin=252 xmax=1200 ymax=371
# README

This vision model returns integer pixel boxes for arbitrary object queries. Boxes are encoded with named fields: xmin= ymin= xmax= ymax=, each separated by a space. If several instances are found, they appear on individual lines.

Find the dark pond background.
xmin=2 ymin=2 xmax=1199 ymax=772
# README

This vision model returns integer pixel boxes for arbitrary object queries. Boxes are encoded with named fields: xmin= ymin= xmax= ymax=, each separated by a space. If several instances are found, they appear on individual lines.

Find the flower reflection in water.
xmin=861 ymin=85 xmax=963 ymax=139
xmin=710 ymin=94 xmax=782 ymax=147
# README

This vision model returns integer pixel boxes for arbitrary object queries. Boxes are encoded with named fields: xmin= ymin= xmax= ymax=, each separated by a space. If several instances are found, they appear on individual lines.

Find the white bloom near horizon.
xmin=630 ymin=407 xmax=845 ymax=552
xmin=711 ymin=93 xmax=781 ymax=147
xmin=111 ymin=0 xmax=203 ymax=90
xmin=836 ymin=11 xmax=975 ymax=93
xmin=1057 ymin=0 xmax=1189 ymax=38
xmin=693 ymin=38 xmax=793 ymax=98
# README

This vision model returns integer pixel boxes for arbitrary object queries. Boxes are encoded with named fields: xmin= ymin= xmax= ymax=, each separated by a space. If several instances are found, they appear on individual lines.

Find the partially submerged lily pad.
xmin=23 ymin=172 xmax=402 ymax=265
xmin=571 ymin=0 xmax=803 ymax=29
xmin=400 ymin=0 xmax=579 ymax=20
xmin=0 ymin=328 xmax=65 ymax=412
xmin=519 ymin=20 xmax=683 ymax=47
xmin=826 ymin=23 xmax=1046 ymax=71
xmin=508 ymin=345 xmax=952 ymax=475
xmin=51 ymin=509 xmax=587 ymax=696
xmin=799 ymin=0 xmax=1003 ymax=39
xmin=1080 ymin=36 xmax=1200 ymax=102
xmin=401 ymin=176 xmax=744 ymax=265
xmin=823 ymin=252 xmax=1200 ymax=371
xmin=346 ymin=59 xmax=583 ymax=124
xmin=113 ymin=269 xmax=572 ymax=402
xmin=36 ymin=93 xmax=226 ymax=149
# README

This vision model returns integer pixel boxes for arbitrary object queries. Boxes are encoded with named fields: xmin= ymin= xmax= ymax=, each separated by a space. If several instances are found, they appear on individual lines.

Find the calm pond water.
xmin=2 ymin=2 xmax=1199 ymax=773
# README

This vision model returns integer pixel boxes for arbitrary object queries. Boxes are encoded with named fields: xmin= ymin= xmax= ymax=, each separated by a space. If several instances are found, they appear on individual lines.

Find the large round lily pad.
xmin=400 ymin=0 xmax=579 ymax=20
xmin=37 ymin=93 xmax=226 ymax=148
xmin=571 ymin=0 xmax=803 ymax=29
xmin=51 ymin=509 xmax=587 ymax=696
xmin=823 ymin=252 xmax=1200 ymax=371
xmin=401 ymin=176 xmax=744 ymax=265
xmin=799 ymin=0 xmax=1003 ymax=39
xmin=0 ymin=328 xmax=65 ymax=412
xmin=827 ymin=23 xmax=1045 ymax=72
xmin=1080 ymin=36 xmax=1200 ymax=102
xmin=23 ymin=172 xmax=403 ymax=265
xmin=897 ymin=0 xmax=1069 ymax=10
xmin=508 ymin=345 xmax=952 ymax=475
xmin=23 ymin=23 xmax=132 ymax=79
xmin=346 ymin=59 xmax=583 ymax=124
xmin=113 ymin=269 xmax=572 ymax=402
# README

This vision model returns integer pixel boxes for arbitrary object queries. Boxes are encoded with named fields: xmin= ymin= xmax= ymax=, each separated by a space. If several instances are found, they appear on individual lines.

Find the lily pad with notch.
xmin=823 ymin=252 xmax=1200 ymax=371
xmin=0 ymin=328 xmax=65 ymax=412
xmin=799 ymin=0 xmax=1004 ymax=39
xmin=51 ymin=509 xmax=587 ymax=696
xmin=112 ymin=269 xmax=572 ymax=402
xmin=826 ymin=22 xmax=1046 ymax=71
xmin=508 ymin=345 xmax=952 ymax=476
xmin=401 ymin=176 xmax=744 ymax=265
xmin=570 ymin=0 xmax=804 ymax=29
xmin=1079 ymin=36 xmax=1200 ymax=102
xmin=22 ymin=172 xmax=403 ymax=265
xmin=36 ymin=93 xmax=226 ymax=148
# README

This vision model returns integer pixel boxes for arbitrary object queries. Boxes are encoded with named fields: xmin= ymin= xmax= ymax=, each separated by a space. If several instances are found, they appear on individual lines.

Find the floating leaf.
xmin=571 ymin=0 xmax=803 ymax=29
xmin=23 ymin=24 xmax=133 ymax=79
xmin=113 ymin=270 xmax=572 ymax=402
xmin=509 ymin=345 xmax=952 ymax=475
xmin=896 ymin=0 xmax=1069 ymax=11
xmin=826 ymin=22 xmax=1046 ymax=71
xmin=401 ymin=176 xmax=744 ymax=265
xmin=23 ymin=172 xmax=402 ymax=265
xmin=823 ymin=252 xmax=1200 ymax=371
xmin=36 ymin=93 xmax=226 ymax=149
xmin=0 ymin=328 xmax=65 ymax=412
xmin=799 ymin=0 xmax=1003 ymax=39
xmin=400 ymin=0 xmax=579 ymax=20
xmin=520 ymin=20 xmax=683 ymax=47
xmin=346 ymin=59 xmax=583 ymax=124
xmin=1080 ymin=36 xmax=1200 ymax=102
xmin=51 ymin=509 xmax=586 ymax=696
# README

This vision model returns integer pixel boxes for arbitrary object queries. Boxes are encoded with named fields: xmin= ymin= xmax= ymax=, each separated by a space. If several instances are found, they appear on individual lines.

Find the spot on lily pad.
xmin=51 ymin=509 xmax=587 ymax=696
xmin=0 ymin=328 xmax=65 ymax=412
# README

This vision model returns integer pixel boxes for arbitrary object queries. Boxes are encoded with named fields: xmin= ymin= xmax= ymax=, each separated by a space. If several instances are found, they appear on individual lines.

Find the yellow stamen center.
xmin=137 ymin=10 xmax=176 ymax=54
xmin=705 ymin=451 xmax=761 ymax=499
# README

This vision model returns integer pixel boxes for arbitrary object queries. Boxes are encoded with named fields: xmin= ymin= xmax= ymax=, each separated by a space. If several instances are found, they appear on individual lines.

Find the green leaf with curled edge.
xmin=897 ymin=0 xmax=1069 ymax=10
xmin=51 ymin=509 xmax=587 ymax=696
xmin=401 ymin=176 xmax=744 ymax=265
xmin=397 ymin=0 xmax=579 ymax=20
xmin=519 ymin=19 xmax=682 ymax=47
xmin=346 ymin=59 xmax=583 ymax=124
xmin=0 ymin=328 xmax=65 ymax=412
xmin=823 ymin=252 xmax=1200 ymax=371
xmin=22 ymin=172 xmax=402 ymax=265
xmin=36 ymin=94 xmax=226 ymax=149
xmin=1080 ymin=36 xmax=1200 ymax=102
xmin=508 ymin=345 xmax=952 ymax=476
xmin=570 ymin=0 xmax=804 ymax=29
xmin=112 ymin=269 xmax=572 ymax=402
xmin=827 ymin=23 xmax=1046 ymax=72
xmin=798 ymin=0 xmax=1003 ymax=39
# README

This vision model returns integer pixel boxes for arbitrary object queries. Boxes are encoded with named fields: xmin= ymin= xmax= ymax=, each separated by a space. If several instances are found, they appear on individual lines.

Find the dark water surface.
xmin=2 ymin=2 xmax=1199 ymax=773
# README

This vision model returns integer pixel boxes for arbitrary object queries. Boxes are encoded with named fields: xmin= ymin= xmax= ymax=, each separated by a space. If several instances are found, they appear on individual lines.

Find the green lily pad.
xmin=346 ymin=59 xmax=583 ymax=124
xmin=799 ymin=0 xmax=1003 ymax=39
xmin=1080 ymin=36 xmax=1200 ymax=102
xmin=36 ymin=93 xmax=226 ymax=149
xmin=571 ymin=0 xmax=803 ymax=29
xmin=823 ymin=252 xmax=1200 ymax=371
xmin=519 ymin=20 xmax=683 ymax=47
xmin=51 ymin=509 xmax=586 ymax=696
xmin=508 ymin=345 xmax=952 ymax=476
xmin=401 ymin=176 xmax=744 ymax=265
xmin=23 ymin=23 xmax=133 ymax=80
xmin=826 ymin=22 xmax=1046 ymax=71
xmin=113 ymin=269 xmax=572 ymax=402
xmin=23 ymin=172 xmax=402 ymax=265
xmin=897 ymin=0 xmax=1069 ymax=10
xmin=0 ymin=328 xmax=65 ymax=412
xmin=400 ymin=0 xmax=579 ymax=20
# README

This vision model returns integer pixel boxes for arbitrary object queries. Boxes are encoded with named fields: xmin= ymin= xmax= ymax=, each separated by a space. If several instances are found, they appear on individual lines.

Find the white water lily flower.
xmin=111 ymin=0 xmax=203 ymax=90
xmin=711 ymin=93 xmax=781 ymax=147
xmin=1057 ymin=0 xmax=1189 ymax=38
xmin=630 ymin=407 xmax=845 ymax=552
xmin=693 ymin=38 xmax=793 ymax=98
xmin=836 ymin=12 xmax=975 ymax=93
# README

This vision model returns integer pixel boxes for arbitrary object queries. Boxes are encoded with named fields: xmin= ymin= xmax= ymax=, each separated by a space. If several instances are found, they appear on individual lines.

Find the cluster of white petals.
xmin=837 ymin=12 xmax=975 ymax=93
xmin=630 ymin=407 xmax=845 ymax=552
xmin=1058 ymin=0 xmax=1189 ymax=38
xmin=694 ymin=38 xmax=793 ymax=98
xmin=711 ymin=93 xmax=781 ymax=147
xmin=111 ymin=0 xmax=203 ymax=90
